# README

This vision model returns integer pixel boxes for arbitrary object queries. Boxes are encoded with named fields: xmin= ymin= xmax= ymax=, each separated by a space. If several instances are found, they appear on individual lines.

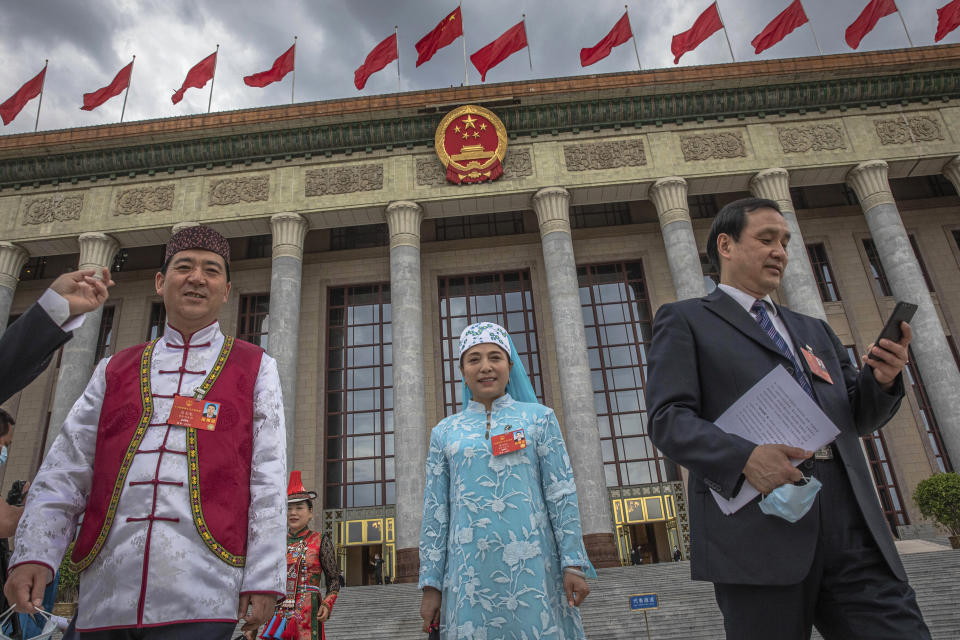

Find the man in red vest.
xmin=5 ymin=225 xmax=287 ymax=639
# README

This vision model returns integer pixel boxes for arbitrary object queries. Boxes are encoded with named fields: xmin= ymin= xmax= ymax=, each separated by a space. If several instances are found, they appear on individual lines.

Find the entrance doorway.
xmin=343 ymin=544 xmax=390 ymax=586
xmin=610 ymin=483 xmax=685 ymax=565
xmin=322 ymin=510 xmax=396 ymax=586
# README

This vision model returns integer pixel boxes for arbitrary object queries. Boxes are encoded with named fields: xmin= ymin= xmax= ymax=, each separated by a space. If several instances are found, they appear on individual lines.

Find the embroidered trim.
xmin=71 ymin=339 xmax=160 ymax=572
xmin=187 ymin=336 xmax=245 ymax=566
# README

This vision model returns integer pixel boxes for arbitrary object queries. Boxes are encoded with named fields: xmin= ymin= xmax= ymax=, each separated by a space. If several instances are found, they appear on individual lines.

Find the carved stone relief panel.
xmin=563 ymin=138 xmax=646 ymax=171
xmin=415 ymin=148 xmax=532 ymax=186
xmin=874 ymin=114 xmax=944 ymax=145
xmin=305 ymin=163 xmax=383 ymax=197
xmin=114 ymin=185 xmax=175 ymax=216
xmin=416 ymin=157 xmax=445 ymax=187
xmin=22 ymin=194 xmax=84 ymax=225
xmin=680 ymin=131 xmax=747 ymax=161
xmin=777 ymin=124 xmax=847 ymax=153
xmin=502 ymin=148 xmax=533 ymax=178
xmin=208 ymin=176 xmax=270 ymax=206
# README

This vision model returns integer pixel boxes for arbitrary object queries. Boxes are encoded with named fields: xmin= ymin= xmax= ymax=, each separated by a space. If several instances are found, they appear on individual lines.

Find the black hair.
xmin=0 ymin=408 xmax=14 ymax=438
xmin=706 ymin=197 xmax=782 ymax=275
xmin=160 ymin=255 xmax=231 ymax=282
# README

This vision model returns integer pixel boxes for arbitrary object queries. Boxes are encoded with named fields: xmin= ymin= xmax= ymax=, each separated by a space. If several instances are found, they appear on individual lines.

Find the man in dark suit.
xmin=647 ymin=198 xmax=930 ymax=639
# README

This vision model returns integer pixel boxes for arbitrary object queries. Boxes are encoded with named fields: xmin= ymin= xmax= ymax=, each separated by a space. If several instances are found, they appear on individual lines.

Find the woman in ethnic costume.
xmin=259 ymin=472 xmax=340 ymax=640
xmin=418 ymin=322 xmax=595 ymax=640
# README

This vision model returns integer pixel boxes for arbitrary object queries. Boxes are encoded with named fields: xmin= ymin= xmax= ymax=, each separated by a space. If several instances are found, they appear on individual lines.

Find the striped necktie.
xmin=750 ymin=300 xmax=815 ymax=400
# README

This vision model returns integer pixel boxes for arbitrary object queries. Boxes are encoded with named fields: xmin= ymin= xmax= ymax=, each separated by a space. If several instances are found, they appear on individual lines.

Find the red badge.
xmin=800 ymin=347 xmax=833 ymax=385
xmin=491 ymin=428 xmax=527 ymax=456
xmin=434 ymin=105 xmax=508 ymax=185
xmin=169 ymin=395 xmax=220 ymax=431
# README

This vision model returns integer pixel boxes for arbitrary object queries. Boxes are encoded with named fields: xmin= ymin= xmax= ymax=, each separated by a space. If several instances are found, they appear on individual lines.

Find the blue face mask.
xmin=758 ymin=476 xmax=822 ymax=523
xmin=0 ymin=446 xmax=7 ymax=466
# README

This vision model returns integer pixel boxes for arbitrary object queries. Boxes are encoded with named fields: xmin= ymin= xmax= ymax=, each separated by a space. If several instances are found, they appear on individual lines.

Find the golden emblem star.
xmin=479 ymin=123 xmax=487 ymax=131
xmin=461 ymin=115 xmax=478 ymax=129
xmin=472 ymin=131 xmax=480 ymax=139
xmin=462 ymin=132 xmax=469 ymax=140
xmin=454 ymin=125 xmax=460 ymax=133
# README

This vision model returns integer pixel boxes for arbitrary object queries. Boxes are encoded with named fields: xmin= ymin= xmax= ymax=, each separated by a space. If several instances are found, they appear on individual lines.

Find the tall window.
xmin=905 ymin=352 xmax=953 ymax=472
xmin=579 ymin=262 xmax=672 ymax=488
xmin=438 ymin=271 xmax=543 ymax=416
xmin=862 ymin=239 xmax=892 ymax=296
xmin=953 ymin=229 xmax=960 ymax=252
xmin=570 ymin=203 xmax=631 ymax=229
xmin=908 ymin=235 xmax=935 ymax=292
xmin=330 ymin=224 xmax=389 ymax=251
xmin=146 ymin=302 xmax=166 ymax=340
xmin=246 ymin=235 xmax=272 ymax=259
xmin=95 ymin=306 xmax=116 ymax=361
xmin=19 ymin=257 xmax=46 ymax=281
xmin=846 ymin=346 xmax=908 ymax=533
xmin=325 ymin=284 xmax=394 ymax=508
xmin=806 ymin=243 xmax=841 ymax=302
xmin=111 ymin=249 xmax=129 ymax=273
xmin=435 ymin=212 xmax=525 ymax=241
xmin=237 ymin=294 xmax=270 ymax=348
xmin=700 ymin=253 xmax=718 ymax=293
xmin=688 ymin=195 xmax=718 ymax=219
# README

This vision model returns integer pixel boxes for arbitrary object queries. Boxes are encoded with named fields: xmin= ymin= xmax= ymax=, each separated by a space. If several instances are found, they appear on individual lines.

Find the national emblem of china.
xmin=435 ymin=105 xmax=508 ymax=184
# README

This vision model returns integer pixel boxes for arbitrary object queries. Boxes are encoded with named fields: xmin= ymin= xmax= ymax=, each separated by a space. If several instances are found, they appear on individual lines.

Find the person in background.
xmin=418 ymin=322 xmax=593 ymax=639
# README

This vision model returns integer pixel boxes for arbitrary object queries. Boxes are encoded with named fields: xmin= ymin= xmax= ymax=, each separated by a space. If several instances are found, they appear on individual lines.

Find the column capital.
xmin=270 ymin=213 xmax=309 ymax=260
xmin=385 ymin=201 xmax=424 ymax=249
xmin=171 ymin=221 xmax=200 ymax=235
xmin=749 ymin=168 xmax=795 ymax=213
xmin=942 ymin=156 xmax=960 ymax=194
xmin=78 ymin=233 xmax=120 ymax=270
xmin=847 ymin=160 xmax=894 ymax=211
xmin=649 ymin=176 xmax=690 ymax=228
xmin=0 ymin=242 xmax=29 ymax=291
xmin=531 ymin=187 xmax=571 ymax=237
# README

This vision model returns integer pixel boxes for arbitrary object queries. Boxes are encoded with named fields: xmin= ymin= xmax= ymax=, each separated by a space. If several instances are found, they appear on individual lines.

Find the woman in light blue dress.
xmin=419 ymin=322 xmax=595 ymax=640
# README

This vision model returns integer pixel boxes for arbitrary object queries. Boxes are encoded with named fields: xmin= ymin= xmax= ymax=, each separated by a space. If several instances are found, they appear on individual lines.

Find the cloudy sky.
xmin=0 ymin=0 xmax=956 ymax=135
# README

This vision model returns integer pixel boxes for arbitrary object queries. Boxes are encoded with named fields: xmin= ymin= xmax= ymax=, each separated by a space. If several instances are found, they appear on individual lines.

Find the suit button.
xmin=786 ymin=366 xmax=795 ymax=376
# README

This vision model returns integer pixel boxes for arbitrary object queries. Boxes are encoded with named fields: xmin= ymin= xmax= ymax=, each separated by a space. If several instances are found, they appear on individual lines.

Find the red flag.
xmin=845 ymin=0 xmax=897 ymax=49
xmin=580 ymin=12 xmax=633 ymax=67
xmin=244 ymin=44 xmax=295 ymax=88
xmin=416 ymin=7 xmax=464 ymax=67
xmin=936 ymin=0 xmax=960 ymax=42
xmin=470 ymin=21 xmax=528 ymax=82
xmin=0 ymin=66 xmax=45 ymax=126
xmin=751 ymin=0 xmax=809 ymax=54
xmin=354 ymin=33 xmax=398 ymax=90
xmin=81 ymin=61 xmax=133 ymax=111
xmin=672 ymin=3 xmax=724 ymax=64
xmin=172 ymin=51 xmax=217 ymax=105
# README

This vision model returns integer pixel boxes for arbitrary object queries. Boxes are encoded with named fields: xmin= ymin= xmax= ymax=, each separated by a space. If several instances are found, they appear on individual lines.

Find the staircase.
xmin=321 ymin=550 xmax=960 ymax=639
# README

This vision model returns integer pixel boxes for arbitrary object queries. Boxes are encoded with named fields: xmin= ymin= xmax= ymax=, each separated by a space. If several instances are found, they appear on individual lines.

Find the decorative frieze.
xmin=502 ymin=148 xmax=533 ymax=178
xmin=22 ymin=195 xmax=83 ymax=225
xmin=208 ymin=176 xmax=270 ymax=206
xmin=115 ymin=185 xmax=175 ymax=216
xmin=416 ymin=148 xmax=532 ymax=186
xmin=777 ymin=124 xmax=847 ymax=153
xmin=680 ymin=131 xmax=746 ymax=161
xmin=563 ymin=139 xmax=646 ymax=172
xmin=305 ymin=163 xmax=383 ymax=197
xmin=874 ymin=115 xmax=944 ymax=145
xmin=415 ymin=157 xmax=445 ymax=187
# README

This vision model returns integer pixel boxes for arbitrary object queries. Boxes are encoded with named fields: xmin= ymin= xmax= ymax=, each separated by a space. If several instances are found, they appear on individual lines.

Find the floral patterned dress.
xmin=419 ymin=394 xmax=592 ymax=640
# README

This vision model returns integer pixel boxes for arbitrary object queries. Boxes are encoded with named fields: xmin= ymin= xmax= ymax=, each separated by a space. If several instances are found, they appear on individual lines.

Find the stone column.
xmin=847 ymin=160 xmax=960 ymax=467
xmin=749 ymin=168 xmax=827 ymax=321
xmin=267 ymin=213 xmax=309 ymax=469
xmin=0 ymin=242 xmax=29 ymax=335
xmin=531 ymin=187 xmax=619 ymax=568
xmin=649 ymin=177 xmax=707 ymax=301
xmin=384 ymin=201 xmax=428 ymax=582
xmin=46 ymin=233 xmax=119 ymax=451
xmin=942 ymin=156 xmax=960 ymax=195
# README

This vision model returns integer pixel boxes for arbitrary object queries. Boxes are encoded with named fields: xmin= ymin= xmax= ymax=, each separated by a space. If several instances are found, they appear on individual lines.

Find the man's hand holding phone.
xmin=863 ymin=302 xmax=916 ymax=391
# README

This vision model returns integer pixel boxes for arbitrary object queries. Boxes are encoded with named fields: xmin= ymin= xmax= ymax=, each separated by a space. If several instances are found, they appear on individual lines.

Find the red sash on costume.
xmin=70 ymin=337 xmax=263 ymax=571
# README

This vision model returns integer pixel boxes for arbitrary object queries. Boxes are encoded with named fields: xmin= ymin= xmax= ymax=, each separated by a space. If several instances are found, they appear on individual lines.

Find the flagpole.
xmin=395 ymin=26 xmax=401 ymax=92
xmin=893 ymin=2 xmax=914 ymax=47
xmin=797 ymin=1 xmax=823 ymax=56
xmin=626 ymin=5 xmax=642 ymax=70
xmin=291 ymin=36 xmax=297 ymax=104
xmin=714 ymin=1 xmax=737 ymax=62
xmin=523 ymin=14 xmax=533 ymax=72
xmin=34 ymin=60 xmax=48 ymax=133
xmin=120 ymin=55 xmax=135 ymax=124
xmin=208 ymin=44 xmax=219 ymax=114
xmin=461 ymin=2 xmax=469 ymax=86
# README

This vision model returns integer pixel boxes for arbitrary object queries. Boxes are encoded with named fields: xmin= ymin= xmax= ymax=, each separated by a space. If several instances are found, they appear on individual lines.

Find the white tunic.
xmin=11 ymin=322 xmax=287 ymax=631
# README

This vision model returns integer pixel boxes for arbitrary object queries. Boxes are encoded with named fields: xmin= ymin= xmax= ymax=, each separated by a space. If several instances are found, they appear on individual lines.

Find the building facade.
xmin=2 ymin=44 xmax=960 ymax=584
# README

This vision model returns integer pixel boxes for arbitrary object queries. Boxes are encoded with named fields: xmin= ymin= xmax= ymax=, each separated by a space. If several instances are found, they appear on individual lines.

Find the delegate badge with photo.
xmin=491 ymin=427 xmax=526 ymax=456
xmin=168 ymin=395 xmax=220 ymax=431
xmin=800 ymin=346 xmax=833 ymax=384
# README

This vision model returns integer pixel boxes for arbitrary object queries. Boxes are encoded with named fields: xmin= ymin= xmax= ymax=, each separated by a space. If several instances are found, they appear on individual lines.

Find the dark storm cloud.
xmin=0 ymin=0 xmax=956 ymax=136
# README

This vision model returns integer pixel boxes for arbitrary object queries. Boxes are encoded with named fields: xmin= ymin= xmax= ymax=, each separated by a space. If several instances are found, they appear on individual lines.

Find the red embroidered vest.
xmin=70 ymin=336 xmax=264 ymax=571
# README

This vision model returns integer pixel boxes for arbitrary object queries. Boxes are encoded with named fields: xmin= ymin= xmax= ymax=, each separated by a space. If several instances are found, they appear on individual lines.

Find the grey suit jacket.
xmin=0 ymin=302 xmax=72 ymax=405
xmin=647 ymin=288 xmax=905 ymax=585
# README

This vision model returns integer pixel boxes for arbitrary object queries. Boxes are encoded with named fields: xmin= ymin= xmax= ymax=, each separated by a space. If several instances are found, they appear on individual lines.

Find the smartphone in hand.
xmin=868 ymin=301 xmax=917 ymax=360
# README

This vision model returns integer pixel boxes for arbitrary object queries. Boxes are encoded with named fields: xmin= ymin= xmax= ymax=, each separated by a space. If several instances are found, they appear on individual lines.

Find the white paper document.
xmin=710 ymin=365 xmax=841 ymax=515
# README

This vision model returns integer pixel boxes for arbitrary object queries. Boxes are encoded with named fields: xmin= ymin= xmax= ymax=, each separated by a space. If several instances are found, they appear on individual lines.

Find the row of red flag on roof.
xmin=4 ymin=0 xmax=960 ymax=129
